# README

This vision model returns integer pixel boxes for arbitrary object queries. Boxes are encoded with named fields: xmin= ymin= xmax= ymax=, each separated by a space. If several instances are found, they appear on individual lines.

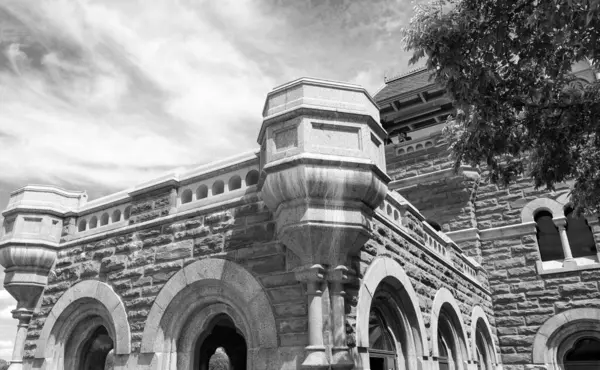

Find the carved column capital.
xmin=294 ymin=264 xmax=326 ymax=285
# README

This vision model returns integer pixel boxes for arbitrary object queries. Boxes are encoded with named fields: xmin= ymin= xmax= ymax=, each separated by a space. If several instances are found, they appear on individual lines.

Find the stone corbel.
xmin=295 ymin=264 xmax=329 ymax=369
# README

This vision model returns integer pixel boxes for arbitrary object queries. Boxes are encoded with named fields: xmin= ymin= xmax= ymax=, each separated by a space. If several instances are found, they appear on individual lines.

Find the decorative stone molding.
xmin=521 ymin=198 xmax=564 ymax=223
xmin=430 ymin=287 xmax=471 ymax=361
xmin=532 ymin=308 xmax=600 ymax=369
xmin=35 ymin=280 xmax=131 ymax=370
xmin=354 ymin=257 xmax=428 ymax=370
xmin=140 ymin=258 xmax=278 ymax=369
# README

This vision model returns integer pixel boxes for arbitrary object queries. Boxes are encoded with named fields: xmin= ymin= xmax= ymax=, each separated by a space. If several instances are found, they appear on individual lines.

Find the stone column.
xmin=295 ymin=265 xmax=328 ymax=369
xmin=8 ymin=309 xmax=33 ymax=370
xmin=328 ymin=266 xmax=353 ymax=369
xmin=554 ymin=218 xmax=576 ymax=267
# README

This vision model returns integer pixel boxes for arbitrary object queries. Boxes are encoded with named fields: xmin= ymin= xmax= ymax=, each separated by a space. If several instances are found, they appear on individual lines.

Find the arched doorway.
xmin=196 ymin=314 xmax=247 ymax=370
xmin=563 ymin=337 xmax=600 ymax=370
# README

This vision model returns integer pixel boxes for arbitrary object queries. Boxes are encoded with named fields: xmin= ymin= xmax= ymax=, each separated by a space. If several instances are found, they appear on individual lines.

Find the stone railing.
xmin=375 ymin=191 xmax=482 ymax=283
xmin=71 ymin=151 xmax=260 ymax=238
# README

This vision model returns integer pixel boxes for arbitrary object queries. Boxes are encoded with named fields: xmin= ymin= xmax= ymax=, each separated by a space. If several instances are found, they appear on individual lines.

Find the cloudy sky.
xmin=0 ymin=0 xmax=424 ymax=359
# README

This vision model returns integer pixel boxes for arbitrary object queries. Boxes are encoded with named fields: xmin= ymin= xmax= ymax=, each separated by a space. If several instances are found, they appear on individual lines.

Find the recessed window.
xmin=89 ymin=216 xmax=98 ymax=229
xmin=112 ymin=209 xmax=121 ymax=223
xmin=228 ymin=175 xmax=242 ymax=191
xmin=197 ymin=185 xmax=208 ymax=199
xmin=534 ymin=210 xmax=564 ymax=261
xmin=212 ymin=180 xmax=225 ymax=195
xmin=181 ymin=189 xmax=193 ymax=204
xmin=78 ymin=220 xmax=87 ymax=232
xmin=565 ymin=207 xmax=597 ymax=258
xmin=245 ymin=170 xmax=259 ymax=186
xmin=124 ymin=206 xmax=131 ymax=220
xmin=100 ymin=213 xmax=109 ymax=226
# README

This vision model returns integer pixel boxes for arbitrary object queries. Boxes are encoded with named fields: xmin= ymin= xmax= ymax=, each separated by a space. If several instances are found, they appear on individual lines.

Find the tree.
xmin=403 ymin=0 xmax=600 ymax=214
xmin=0 ymin=359 xmax=9 ymax=370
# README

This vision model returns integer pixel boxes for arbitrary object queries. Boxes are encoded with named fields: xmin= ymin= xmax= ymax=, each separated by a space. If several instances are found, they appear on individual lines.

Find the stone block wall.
xmin=22 ymin=192 xmax=309 ymax=359
xmin=386 ymin=134 xmax=479 ymax=232
xmin=481 ymin=233 xmax=600 ymax=369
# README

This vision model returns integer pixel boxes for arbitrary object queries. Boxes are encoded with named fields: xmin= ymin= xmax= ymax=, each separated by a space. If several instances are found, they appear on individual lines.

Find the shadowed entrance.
xmin=196 ymin=315 xmax=247 ymax=370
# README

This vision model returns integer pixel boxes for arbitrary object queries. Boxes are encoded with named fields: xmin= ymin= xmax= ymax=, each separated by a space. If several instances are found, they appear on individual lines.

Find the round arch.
xmin=521 ymin=198 xmax=564 ymax=223
xmin=532 ymin=308 xmax=600 ymax=368
xmin=430 ymin=288 xmax=471 ymax=361
xmin=355 ymin=257 xmax=429 ymax=369
xmin=470 ymin=306 xmax=499 ymax=368
xmin=140 ymin=258 xmax=278 ymax=369
xmin=34 ymin=280 xmax=131 ymax=364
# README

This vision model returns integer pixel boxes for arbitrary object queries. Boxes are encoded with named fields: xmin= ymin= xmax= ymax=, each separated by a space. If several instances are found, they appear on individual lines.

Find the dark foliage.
xmin=404 ymin=0 xmax=600 ymax=213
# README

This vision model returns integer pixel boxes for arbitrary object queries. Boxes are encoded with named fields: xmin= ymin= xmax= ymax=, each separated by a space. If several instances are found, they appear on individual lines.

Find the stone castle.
xmin=0 ymin=63 xmax=599 ymax=370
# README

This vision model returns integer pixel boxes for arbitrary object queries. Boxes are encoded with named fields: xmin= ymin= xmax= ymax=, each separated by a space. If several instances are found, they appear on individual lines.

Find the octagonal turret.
xmin=258 ymin=78 xmax=390 ymax=266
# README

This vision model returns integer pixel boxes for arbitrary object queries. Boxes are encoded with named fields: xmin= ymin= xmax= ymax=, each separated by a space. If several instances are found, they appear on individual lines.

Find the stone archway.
xmin=140 ymin=258 xmax=278 ymax=370
xmin=532 ymin=308 xmax=600 ymax=370
xmin=34 ymin=280 xmax=130 ymax=370
xmin=196 ymin=314 xmax=247 ymax=370
xmin=355 ymin=257 xmax=429 ymax=370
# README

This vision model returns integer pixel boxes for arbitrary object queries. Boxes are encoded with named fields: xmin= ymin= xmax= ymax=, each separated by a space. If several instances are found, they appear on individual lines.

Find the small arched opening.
xmin=245 ymin=170 xmax=259 ymax=186
xmin=197 ymin=185 xmax=209 ymax=199
xmin=100 ymin=213 xmax=109 ymax=226
xmin=112 ymin=209 xmax=121 ymax=223
xmin=181 ymin=189 xmax=193 ymax=204
xmin=228 ymin=175 xmax=242 ymax=191
xmin=89 ymin=216 xmax=98 ymax=229
xmin=124 ymin=206 xmax=131 ymax=221
xmin=212 ymin=180 xmax=225 ymax=195
xmin=78 ymin=219 xmax=87 ymax=232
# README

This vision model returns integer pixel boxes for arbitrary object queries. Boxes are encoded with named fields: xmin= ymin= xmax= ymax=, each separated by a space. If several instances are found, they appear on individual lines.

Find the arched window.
xmin=112 ymin=209 xmax=121 ymax=223
xmin=397 ymin=148 xmax=405 ymax=155
xmin=124 ymin=206 xmax=131 ymax=221
xmin=475 ymin=321 xmax=494 ymax=370
xmin=368 ymin=308 xmax=397 ymax=370
xmin=100 ymin=213 xmax=109 ymax=226
xmin=181 ymin=189 xmax=193 ymax=204
xmin=438 ymin=332 xmax=451 ymax=370
xmin=228 ymin=175 xmax=242 ymax=191
xmin=565 ymin=207 xmax=597 ymax=258
xmin=416 ymin=143 xmax=423 ymax=150
xmin=535 ymin=210 xmax=564 ymax=261
xmin=89 ymin=216 xmax=98 ymax=229
xmin=197 ymin=185 xmax=208 ymax=199
xmin=212 ymin=180 xmax=225 ymax=195
xmin=78 ymin=220 xmax=87 ymax=232
xmin=564 ymin=337 xmax=600 ymax=370
xmin=245 ymin=170 xmax=259 ymax=186
xmin=436 ymin=307 xmax=468 ymax=370
xmin=406 ymin=146 xmax=414 ymax=153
